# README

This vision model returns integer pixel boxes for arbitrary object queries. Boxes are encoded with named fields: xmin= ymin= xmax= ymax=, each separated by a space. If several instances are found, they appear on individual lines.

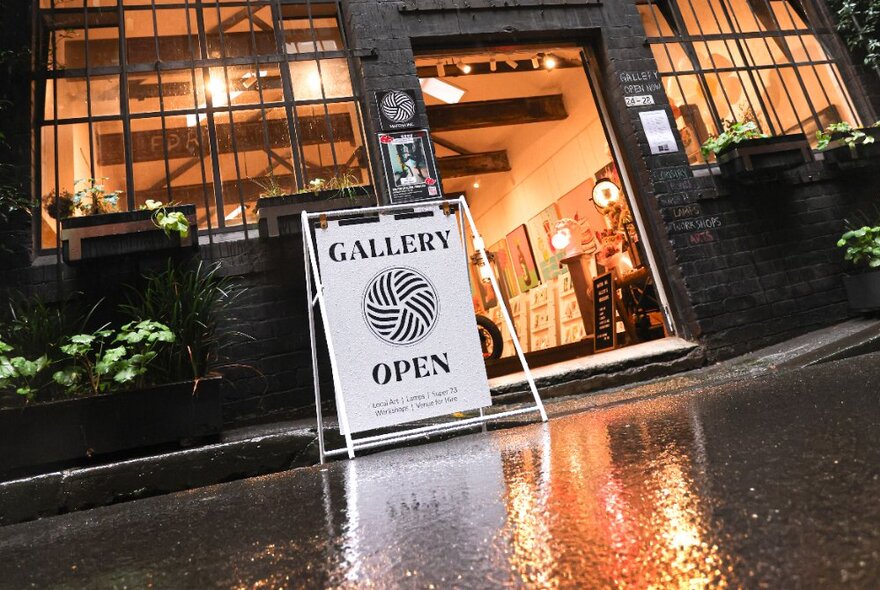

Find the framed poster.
xmin=378 ymin=129 xmax=441 ymax=204
xmin=488 ymin=239 xmax=519 ymax=297
xmin=526 ymin=204 xmax=565 ymax=282
xmin=505 ymin=225 xmax=541 ymax=293
xmin=375 ymin=89 xmax=418 ymax=131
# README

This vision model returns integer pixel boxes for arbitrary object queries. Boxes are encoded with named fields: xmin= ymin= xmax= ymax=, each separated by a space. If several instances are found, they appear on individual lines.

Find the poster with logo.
xmin=378 ymin=129 xmax=441 ymax=204
xmin=375 ymin=89 xmax=418 ymax=131
xmin=526 ymin=204 xmax=565 ymax=282
xmin=314 ymin=211 xmax=491 ymax=433
xmin=505 ymin=225 xmax=541 ymax=292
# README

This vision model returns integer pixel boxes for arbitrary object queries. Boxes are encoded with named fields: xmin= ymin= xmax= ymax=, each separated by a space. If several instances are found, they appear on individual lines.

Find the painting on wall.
xmin=505 ymin=225 xmax=541 ymax=292
xmin=488 ymin=239 xmax=519 ymax=298
xmin=556 ymin=180 xmax=602 ymax=254
xmin=468 ymin=260 xmax=497 ymax=311
xmin=526 ymin=204 xmax=566 ymax=282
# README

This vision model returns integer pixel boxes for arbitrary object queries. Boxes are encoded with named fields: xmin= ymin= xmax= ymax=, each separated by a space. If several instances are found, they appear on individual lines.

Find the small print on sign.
xmin=639 ymin=110 xmax=679 ymax=155
xmin=625 ymin=95 xmax=655 ymax=107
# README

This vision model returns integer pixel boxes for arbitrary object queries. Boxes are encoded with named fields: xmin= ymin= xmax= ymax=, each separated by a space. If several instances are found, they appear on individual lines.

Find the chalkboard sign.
xmin=593 ymin=272 xmax=616 ymax=352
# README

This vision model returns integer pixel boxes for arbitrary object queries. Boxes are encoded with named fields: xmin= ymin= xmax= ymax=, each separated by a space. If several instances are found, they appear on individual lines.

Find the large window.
xmin=638 ymin=0 xmax=861 ymax=165
xmin=37 ymin=0 xmax=369 ymax=249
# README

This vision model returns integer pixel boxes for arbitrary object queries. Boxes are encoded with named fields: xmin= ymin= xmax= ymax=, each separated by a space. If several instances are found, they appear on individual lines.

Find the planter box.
xmin=0 ymin=377 xmax=222 ymax=478
xmin=717 ymin=134 xmax=813 ymax=184
xmin=256 ymin=189 xmax=376 ymax=238
xmin=60 ymin=204 xmax=198 ymax=263
xmin=821 ymin=127 xmax=880 ymax=171
xmin=843 ymin=270 xmax=880 ymax=313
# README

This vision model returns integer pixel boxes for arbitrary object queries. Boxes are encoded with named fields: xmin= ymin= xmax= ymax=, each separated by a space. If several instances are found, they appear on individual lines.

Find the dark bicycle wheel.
xmin=476 ymin=314 xmax=503 ymax=360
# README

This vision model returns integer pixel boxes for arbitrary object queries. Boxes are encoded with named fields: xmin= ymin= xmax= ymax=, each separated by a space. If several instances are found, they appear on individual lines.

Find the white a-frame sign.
xmin=302 ymin=197 xmax=547 ymax=461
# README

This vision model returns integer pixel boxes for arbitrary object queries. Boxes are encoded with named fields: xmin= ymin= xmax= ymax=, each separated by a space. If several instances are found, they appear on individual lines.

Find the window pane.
xmin=663 ymin=75 xmax=717 ymax=163
xmin=203 ymin=5 xmax=277 ymax=59
xmin=130 ymin=115 xmax=218 ymax=229
xmin=128 ymin=69 xmax=204 ymax=114
xmin=45 ymin=75 xmax=121 ymax=120
xmin=206 ymin=64 xmax=284 ymax=108
xmin=296 ymin=101 xmax=369 ymax=186
xmin=289 ymin=59 xmax=354 ymax=101
xmin=282 ymin=4 xmax=343 ymax=54
xmin=50 ymin=26 xmax=120 ymax=69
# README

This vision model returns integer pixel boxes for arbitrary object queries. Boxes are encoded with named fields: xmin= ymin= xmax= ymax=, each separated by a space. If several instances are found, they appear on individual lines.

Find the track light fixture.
xmin=531 ymin=56 xmax=540 ymax=69
xmin=504 ymin=57 xmax=519 ymax=69
xmin=489 ymin=58 xmax=497 ymax=72
xmin=437 ymin=60 xmax=446 ymax=77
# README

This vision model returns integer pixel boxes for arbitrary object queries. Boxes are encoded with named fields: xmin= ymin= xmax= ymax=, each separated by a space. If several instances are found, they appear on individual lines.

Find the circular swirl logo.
xmin=379 ymin=91 xmax=416 ymax=124
xmin=363 ymin=267 xmax=439 ymax=346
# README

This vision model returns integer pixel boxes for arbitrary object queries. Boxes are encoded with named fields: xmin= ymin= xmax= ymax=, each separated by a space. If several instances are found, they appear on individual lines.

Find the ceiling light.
xmin=531 ymin=57 xmax=540 ymax=69
xmin=437 ymin=61 xmax=446 ymax=77
xmin=543 ymin=54 xmax=558 ymax=69
xmin=489 ymin=58 xmax=497 ymax=72
xmin=504 ymin=57 xmax=519 ymax=69
xmin=472 ymin=179 xmax=480 ymax=189
xmin=419 ymin=77 xmax=466 ymax=104
xmin=459 ymin=62 xmax=472 ymax=74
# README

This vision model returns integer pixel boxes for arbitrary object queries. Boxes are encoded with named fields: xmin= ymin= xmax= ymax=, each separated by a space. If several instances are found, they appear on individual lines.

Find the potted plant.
xmin=0 ymin=263 xmax=241 ymax=477
xmin=817 ymin=121 xmax=880 ymax=170
xmin=701 ymin=121 xmax=813 ymax=184
xmin=55 ymin=177 xmax=198 ymax=263
xmin=255 ymin=170 xmax=375 ymax=239
xmin=837 ymin=222 xmax=880 ymax=313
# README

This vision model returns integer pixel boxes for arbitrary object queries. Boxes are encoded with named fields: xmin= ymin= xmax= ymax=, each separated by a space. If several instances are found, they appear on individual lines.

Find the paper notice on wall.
xmin=639 ymin=110 xmax=679 ymax=155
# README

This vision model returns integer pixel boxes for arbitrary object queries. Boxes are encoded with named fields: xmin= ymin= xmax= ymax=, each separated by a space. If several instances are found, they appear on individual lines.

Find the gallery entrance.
xmin=416 ymin=45 xmax=676 ymax=375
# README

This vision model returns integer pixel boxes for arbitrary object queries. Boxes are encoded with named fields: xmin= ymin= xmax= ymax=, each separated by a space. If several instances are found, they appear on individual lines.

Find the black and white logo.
xmin=375 ymin=89 xmax=417 ymax=130
xmin=363 ymin=267 xmax=439 ymax=346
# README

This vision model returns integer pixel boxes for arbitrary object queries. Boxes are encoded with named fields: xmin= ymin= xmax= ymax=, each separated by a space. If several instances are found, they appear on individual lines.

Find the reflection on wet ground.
xmin=2 ymin=353 xmax=880 ymax=588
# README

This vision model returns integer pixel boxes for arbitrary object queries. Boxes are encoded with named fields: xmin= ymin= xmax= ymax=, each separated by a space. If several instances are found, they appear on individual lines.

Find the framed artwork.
xmin=468 ymin=261 xmax=497 ymax=311
xmin=593 ymin=161 xmax=621 ymax=188
xmin=505 ymin=225 xmax=541 ymax=292
xmin=488 ymin=239 xmax=519 ymax=298
xmin=556 ymin=180 xmax=604 ymax=253
xmin=526 ymin=203 xmax=565 ymax=282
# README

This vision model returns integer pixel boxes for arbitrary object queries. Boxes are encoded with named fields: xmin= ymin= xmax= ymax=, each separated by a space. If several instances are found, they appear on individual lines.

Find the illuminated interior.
xmin=417 ymin=47 xmax=669 ymax=368
xmin=37 ymin=1 xmax=369 ymax=249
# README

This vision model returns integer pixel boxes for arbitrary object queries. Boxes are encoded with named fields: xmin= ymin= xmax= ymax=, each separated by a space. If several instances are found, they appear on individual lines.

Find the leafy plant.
xmin=828 ymin=0 xmax=880 ymax=71
xmin=701 ymin=121 xmax=767 ymax=157
xmin=72 ymin=177 xmax=121 ymax=216
xmin=141 ymin=199 xmax=189 ymax=239
xmin=52 ymin=321 xmax=175 ymax=396
xmin=816 ymin=121 xmax=880 ymax=150
xmin=251 ymin=172 xmax=288 ymax=198
xmin=297 ymin=171 xmax=367 ymax=200
xmin=838 ymin=224 xmax=880 ymax=270
xmin=120 ymin=261 xmax=247 ymax=382
xmin=0 ymin=340 xmax=49 ymax=400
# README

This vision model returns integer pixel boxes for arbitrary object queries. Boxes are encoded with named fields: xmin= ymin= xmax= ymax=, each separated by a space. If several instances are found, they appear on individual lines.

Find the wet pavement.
xmin=2 ymin=352 xmax=880 ymax=589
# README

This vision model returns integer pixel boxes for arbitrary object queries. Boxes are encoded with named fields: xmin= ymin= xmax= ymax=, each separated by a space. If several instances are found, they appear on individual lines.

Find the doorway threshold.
xmin=489 ymin=337 xmax=704 ymax=403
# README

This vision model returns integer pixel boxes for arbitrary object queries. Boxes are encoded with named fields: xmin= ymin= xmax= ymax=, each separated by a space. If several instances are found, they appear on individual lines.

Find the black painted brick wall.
xmin=4 ymin=0 xmax=879 ymax=425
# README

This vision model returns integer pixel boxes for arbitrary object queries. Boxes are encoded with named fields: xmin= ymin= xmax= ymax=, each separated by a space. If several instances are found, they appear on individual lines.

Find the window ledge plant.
xmin=837 ymin=217 xmax=880 ymax=313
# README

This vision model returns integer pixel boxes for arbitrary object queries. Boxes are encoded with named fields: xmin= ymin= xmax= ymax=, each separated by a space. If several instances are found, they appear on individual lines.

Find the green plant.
xmin=120 ymin=261 xmax=247 ymax=381
xmin=72 ymin=177 xmax=121 ymax=215
xmin=837 ymin=225 xmax=880 ymax=270
xmin=251 ymin=172 xmax=288 ymax=198
xmin=52 ymin=321 xmax=175 ymax=396
xmin=0 ymin=340 xmax=49 ymax=400
xmin=828 ymin=0 xmax=880 ymax=71
xmin=701 ymin=121 xmax=767 ymax=157
xmin=816 ymin=121 xmax=880 ymax=150
xmin=141 ymin=199 xmax=189 ymax=239
xmin=325 ymin=170 xmax=368 ymax=200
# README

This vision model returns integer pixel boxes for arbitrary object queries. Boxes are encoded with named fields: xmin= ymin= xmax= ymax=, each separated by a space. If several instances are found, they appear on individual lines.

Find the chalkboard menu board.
xmin=593 ymin=272 xmax=616 ymax=352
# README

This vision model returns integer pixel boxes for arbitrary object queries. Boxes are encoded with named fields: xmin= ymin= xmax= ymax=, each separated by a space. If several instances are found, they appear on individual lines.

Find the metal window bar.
xmin=183 ymin=0 xmax=217 ymax=246
xmin=148 ymin=0 xmax=175 ymax=205
xmin=304 ymin=0 xmax=341 ymax=181
xmin=208 ymin=2 xmax=252 ymax=236
xmin=50 ymin=0 xmax=62 ymax=271
xmin=81 ymin=2 xmax=98 ymax=190
xmin=272 ymin=0 xmax=307 ymax=192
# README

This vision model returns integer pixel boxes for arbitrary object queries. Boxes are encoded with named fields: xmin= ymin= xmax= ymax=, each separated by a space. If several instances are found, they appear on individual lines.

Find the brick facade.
xmin=3 ymin=0 xmax=880 ymax=425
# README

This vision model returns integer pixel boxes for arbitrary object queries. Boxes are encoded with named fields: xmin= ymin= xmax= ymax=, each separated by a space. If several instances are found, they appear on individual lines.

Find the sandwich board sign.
xmin=302 ymin=198 xmax=547 ymax=460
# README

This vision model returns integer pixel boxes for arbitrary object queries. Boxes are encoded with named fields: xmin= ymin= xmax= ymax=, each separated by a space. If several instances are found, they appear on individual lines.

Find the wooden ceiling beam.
xmin=427 ymin=95 xmax=567 ymax=132
xmin=438 ymin=150 xmax=510 ymax=178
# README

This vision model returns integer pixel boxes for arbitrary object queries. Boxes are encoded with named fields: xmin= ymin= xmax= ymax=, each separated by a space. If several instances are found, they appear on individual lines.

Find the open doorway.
xmin=416 ymin=45 xmax=674 ymax=375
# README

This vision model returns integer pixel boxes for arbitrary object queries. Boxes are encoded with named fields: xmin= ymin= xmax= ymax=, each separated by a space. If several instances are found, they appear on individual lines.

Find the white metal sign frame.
xmin=302 ymin=197 xmax=547 ymax=462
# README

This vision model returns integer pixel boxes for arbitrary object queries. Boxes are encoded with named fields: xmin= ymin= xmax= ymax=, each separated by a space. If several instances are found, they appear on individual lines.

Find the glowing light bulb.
xmin=472 ymin=179 xmax=480 ymax=189
xmin=544 ymin=55 xmax=557 ymax=69
xmin=460 ymin=62 xmax=472 ymax=74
